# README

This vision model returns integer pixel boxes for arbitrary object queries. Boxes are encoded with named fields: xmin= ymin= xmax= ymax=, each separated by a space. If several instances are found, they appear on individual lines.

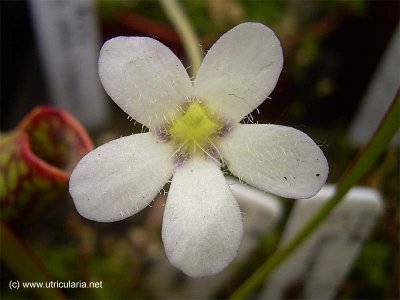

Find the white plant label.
xmin=30 ymin=0 xmax=108 ymax=129
xmin=261 ymin=185 xmax=383 ymax=300
xmin=348 ymin=23 xmax=399 ymax=147
xmin=227 ymin=176 xmax=282 ymax=262
xmin=183 ymin=177 xmax=282 ymax=299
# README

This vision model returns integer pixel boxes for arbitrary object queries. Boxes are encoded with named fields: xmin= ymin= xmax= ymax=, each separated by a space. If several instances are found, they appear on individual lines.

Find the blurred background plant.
xmin=1 ymin=0 xmax=398 ymax=299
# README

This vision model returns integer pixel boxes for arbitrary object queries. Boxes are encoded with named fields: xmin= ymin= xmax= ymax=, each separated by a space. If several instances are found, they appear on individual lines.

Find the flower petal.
xmin=99 ymin=37 xmax=193 ymax=130
xmin=69 ymin=133 xmax=174 ymax=222
xmin=194 ymin=22 xmax=283 ymax=122
xmin=162 ymin=157 xmax=243 ymax=277
xmin=219 ymin=124 xmax=329 ymax=199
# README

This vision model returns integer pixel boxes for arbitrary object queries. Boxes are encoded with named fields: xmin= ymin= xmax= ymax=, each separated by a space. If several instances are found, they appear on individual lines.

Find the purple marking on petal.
xmin=173 ymin=151 xmax=189 ymax=169
xmin=154 ymin=126 xmax=172 ymax=143
xmin=218 ymin=119 xmax=235 ymax=137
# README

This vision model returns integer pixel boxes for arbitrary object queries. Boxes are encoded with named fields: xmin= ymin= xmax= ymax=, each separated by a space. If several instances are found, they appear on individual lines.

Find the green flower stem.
xmin=159 ymin=0 xmax=202 ymax=77
xmin=230 ymin=91 xmax=400 ymax=300
xmin=0 ymin=221 xmax=65 ymax=299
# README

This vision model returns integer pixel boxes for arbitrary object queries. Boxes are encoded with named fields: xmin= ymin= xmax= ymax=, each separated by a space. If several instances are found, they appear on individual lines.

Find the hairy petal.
xmin=219 ymin=124 xmax=329 ymax=199
xmin=162 ymin=157 xmax=243 ymax=277
xmin=70 ymin=133 xmax=174 ymax=222
xmin=194 ymin=22 xmax=283 ymax=122
xmin=99 ymin=37 xmax=193 ymax=130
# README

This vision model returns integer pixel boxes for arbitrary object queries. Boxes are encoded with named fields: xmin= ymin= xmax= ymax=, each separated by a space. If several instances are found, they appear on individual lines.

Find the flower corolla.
xmin=69 ymin=23 xmax=328 ymax=277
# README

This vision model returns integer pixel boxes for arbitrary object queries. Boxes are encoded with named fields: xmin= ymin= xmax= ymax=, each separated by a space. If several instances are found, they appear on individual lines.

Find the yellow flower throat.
xmin=168 ymin=102 xmax=222 ymax=155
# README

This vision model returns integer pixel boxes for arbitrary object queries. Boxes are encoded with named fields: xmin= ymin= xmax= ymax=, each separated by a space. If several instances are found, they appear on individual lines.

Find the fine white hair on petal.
xmin=162 ymin=157 xmax=243 ymax=277
xmin=69 ymin=133 xmax=174 ymax=222
xmin=219 ymin=124 xmax=329 ymax=199
xmin=99 ymin=37 xmax=193 ymax=131
xmin=194 ymin=22 xmax=283 ymax=122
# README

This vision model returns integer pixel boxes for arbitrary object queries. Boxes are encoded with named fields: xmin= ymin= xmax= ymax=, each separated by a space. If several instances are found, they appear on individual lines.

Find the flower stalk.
xmin=159 ymin=0 xmax=202 ymax=77
xmin=0 ymin=220 xmax=65 ymax=299
xmin=230 ymin=90 xmax=400 ymax=299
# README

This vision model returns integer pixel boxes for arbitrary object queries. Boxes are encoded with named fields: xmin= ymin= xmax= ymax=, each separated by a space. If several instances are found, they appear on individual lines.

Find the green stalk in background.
xmin=231 ymin=91 xmax=400 ymax=299
xmin=159 ymin=0 xmax=202 ymax=77
xmin=0 ymin=221 xmax=65 ymax=299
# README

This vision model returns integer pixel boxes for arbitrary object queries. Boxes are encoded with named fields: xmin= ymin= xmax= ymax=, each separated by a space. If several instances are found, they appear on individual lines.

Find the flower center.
xmin=168 ymin=101 xmax=222 ymax=156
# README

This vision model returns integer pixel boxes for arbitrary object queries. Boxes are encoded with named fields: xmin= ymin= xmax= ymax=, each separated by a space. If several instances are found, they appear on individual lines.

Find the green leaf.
xmin=0 ymin=220 xmax=65 ymax=299
xmin=230 ymin=91 xmax=400 ymax=299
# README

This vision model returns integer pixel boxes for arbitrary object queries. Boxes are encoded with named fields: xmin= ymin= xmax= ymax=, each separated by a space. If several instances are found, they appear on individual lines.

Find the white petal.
xmin=99 ymin=37 xmax=193 ymax=131
xmin=69 ymin=133 xmax=174 ymax=222
xmin=162 ymin=157 xmax=243 ymax=277
xmin=219 ymin=124 xmax=328 ymax=199
xmin=194 ymin=22 xmax=283 ymax=122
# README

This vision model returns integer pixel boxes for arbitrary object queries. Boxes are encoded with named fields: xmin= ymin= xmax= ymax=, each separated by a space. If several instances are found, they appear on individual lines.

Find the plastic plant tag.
xmin=183 ymin=177 xmax=282 ymax=298
xmin=29 ymin=0 xmax=108 ymax=129
xmin=226 ymin=176 xmax=282 ymax=262
xmin=261 ymin=184 xmax=383 ymax=300
xmin=348 ymin=23 xmax=399 ymax=147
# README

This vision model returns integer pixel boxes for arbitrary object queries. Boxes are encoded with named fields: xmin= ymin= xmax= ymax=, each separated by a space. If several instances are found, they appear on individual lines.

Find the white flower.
xmin=69 ymin=23 xmax=328 ymax=277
